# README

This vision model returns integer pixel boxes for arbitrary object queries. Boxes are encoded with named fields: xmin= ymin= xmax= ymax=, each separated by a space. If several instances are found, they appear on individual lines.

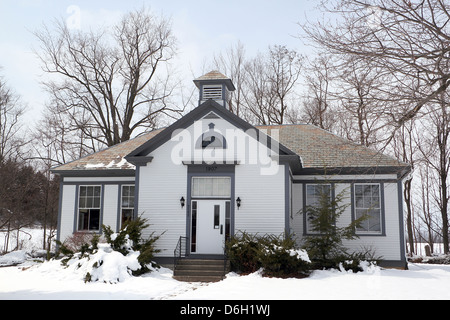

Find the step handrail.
xmin=174 ymin=236 xmax=188 ymax=270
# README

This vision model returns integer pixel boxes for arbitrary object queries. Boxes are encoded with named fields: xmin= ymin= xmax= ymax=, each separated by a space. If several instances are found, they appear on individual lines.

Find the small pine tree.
xmin=102 ymin=216 xmax=162 ymax=274
xmin=302 ymin=184 xmax=366 ymax=269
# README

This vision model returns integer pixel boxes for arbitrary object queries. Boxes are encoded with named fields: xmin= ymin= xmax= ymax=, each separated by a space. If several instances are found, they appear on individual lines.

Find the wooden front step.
xmin=173 ymin=259 xmax=229 ymax=282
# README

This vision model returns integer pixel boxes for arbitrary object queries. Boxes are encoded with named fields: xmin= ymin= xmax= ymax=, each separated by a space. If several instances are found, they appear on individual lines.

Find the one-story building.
xmin=52 ymin=71 xmax=411 ymax=269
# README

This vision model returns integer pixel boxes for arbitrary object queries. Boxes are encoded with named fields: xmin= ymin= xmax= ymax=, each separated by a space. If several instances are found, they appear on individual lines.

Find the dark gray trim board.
xmin=125 ymin=156 xmax=153 ymax=167
xmin=56 ymin=180 xmax=64 ymax=242
xmin=397 ymin=180 xmax=407 ymax=269
xmin=284 ymin=164 xmax=291 ymax=235
xmin=125 ymin=99 xmax=299 ymax=163
xmin=134 ymin=166 xmax=140 ymax=220
xmin=379 ymin=260 xmax=407 ymax=269
xmin=62 ymin=180 xmax=135 ymax=185
xmin=298 ymin=166 xmax=410 ymax=179
xmin=53 ymin=169 xmax=135 ymax=177
xmin=193 ymin=77 xmax=236 ymax=91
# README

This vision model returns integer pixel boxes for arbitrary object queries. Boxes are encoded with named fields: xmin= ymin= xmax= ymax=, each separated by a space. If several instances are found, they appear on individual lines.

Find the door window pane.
xmin=214 ymin=205 xmax=220 ymax=229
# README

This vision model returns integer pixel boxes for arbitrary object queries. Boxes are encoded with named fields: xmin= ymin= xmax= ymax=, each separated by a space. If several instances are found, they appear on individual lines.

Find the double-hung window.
xmin=121 ymin=185 xmax=135 ymax=227
xmin=78 ymin=186 xmax=101 ymax=231
xmin=354 ymin=184 xmax=382 ymax=234
xmin=305 ymin=184 xmax=331 ymax=234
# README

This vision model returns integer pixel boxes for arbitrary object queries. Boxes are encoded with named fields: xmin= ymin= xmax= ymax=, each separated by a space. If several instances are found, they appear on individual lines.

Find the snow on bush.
xmin=264 ymin=244 xmax=311 ymax=263
xmin=338 ymin=260 xmax=379 ymax=273
xmin=63 ymin=243 xmax=143 ymax=284
xmin=57 ymin=217 xmax=161 ymax=283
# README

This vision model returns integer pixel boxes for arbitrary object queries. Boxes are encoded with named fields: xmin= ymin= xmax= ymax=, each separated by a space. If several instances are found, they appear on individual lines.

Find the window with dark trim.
xmin=354 ymin=183 xmax=381 ymax=234
xmin=78 ymin=186 xmax=101 ymax=231
xmin=121 ymin=185 xmax=135 ymax=227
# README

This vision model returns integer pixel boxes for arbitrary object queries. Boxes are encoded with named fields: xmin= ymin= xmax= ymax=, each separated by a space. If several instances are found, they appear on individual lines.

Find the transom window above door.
xmin=191 ymin=177 xmax=231 ymax=198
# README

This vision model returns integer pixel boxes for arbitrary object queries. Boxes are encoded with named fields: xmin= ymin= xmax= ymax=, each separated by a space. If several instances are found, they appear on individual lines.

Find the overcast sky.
xmin=0 ymin=0 xmax=318 ymax=125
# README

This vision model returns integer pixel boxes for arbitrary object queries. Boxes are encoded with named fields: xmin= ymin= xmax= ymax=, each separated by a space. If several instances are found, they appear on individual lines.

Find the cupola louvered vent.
xmin=193 ymin=71 xmax=235 ymax=107
xmin=203 ymin=85 xmax=223 ymax=100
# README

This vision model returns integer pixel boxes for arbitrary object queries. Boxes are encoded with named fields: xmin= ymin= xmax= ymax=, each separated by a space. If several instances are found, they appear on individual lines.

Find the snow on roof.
xmin=51 ymin=129 xmax=162 ymax=173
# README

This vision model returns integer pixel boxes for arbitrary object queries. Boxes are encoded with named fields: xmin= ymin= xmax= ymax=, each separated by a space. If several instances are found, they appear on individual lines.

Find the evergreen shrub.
xmin=225 ymin=231 xmax=311 ymax=278
xmin=56 ymin=216 xmax=162 ymax=281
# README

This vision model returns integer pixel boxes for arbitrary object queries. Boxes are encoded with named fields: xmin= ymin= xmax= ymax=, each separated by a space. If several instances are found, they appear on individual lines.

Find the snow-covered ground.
xmin=1 ymin=228 xmax=450 ymax=300
xmin=1 ymin=258 xmax=450 ymax=300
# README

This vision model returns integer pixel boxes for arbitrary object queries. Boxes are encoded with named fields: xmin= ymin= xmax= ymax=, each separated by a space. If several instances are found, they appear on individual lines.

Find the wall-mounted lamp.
xmin=180 ymin=196 xmax=185 ymax=208
xmin=236 ymin=197 xmax=241 ymax=209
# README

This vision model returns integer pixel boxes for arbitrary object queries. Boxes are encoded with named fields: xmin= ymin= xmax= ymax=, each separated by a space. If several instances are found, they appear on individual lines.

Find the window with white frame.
xmin=354 ymin=184 xmax=381 ymax=233
xmin=305 ymin=184 xmax=331 ymax=233
xmin=121 ymin=185 xmax=135 ymax=227
xmin=191 ymin=177 xmax=231 ymax=198
xmin=78 ymin=185 xmax=101 ymax=231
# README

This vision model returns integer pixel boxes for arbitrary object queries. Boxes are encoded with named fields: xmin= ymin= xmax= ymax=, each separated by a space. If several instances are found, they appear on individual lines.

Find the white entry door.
xmin=193 ymin=200 xmax=226 ymax=254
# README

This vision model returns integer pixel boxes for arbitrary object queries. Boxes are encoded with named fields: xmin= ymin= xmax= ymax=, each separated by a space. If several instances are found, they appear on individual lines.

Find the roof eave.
xmin=296 ymin=165 xmax=411 ymax=179
xmin=51 ymin=169 xmax=136 ymax=178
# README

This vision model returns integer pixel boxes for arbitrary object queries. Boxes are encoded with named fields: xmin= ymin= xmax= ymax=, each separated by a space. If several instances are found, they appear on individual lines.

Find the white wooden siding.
xmin=58 ymin=184 xmax=76 ymax=242
xmin=234 ymin=163 xmax=286 ymax=235
xmin=138 ymin=140 xmax=187 ymax=257
xmin=102 ymin=185 xmax=118 ymax=232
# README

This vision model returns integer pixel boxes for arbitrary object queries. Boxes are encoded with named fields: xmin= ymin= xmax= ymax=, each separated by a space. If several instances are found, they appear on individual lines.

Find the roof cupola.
xmin=193 ymin=71 xmax=235 ymax=107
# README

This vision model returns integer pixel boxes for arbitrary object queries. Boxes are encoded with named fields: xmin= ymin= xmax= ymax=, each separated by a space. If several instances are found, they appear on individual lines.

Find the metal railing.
xmin=174 ymin=236 xmax=188 ymax=270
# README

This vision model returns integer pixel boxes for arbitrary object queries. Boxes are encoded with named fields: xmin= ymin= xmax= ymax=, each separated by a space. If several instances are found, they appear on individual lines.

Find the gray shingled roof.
xmin=51 ymin=129 xmax=162 ymax=173
xmin=258 ymin=124 xmax=405 ymax=169
xmin=193 ymin=70 xmax=236 ymax=91
xmin=194 ymin=70 xmax=229 ymax=81
xmin=52 ymin=123 xmax=408 ymax=175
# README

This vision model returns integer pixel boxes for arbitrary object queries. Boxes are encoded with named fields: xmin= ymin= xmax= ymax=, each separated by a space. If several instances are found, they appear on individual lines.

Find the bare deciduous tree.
xmin=301 ymin=0 xmax=450 ymax=127
xmin=0 ymin=74 xmax=26 ymax=163
xmin=334 ymin=57 xmax=392 ymax=147
xmin=242 ymin=45 xmax=303 ymax=125
xmin=419 ymin=100 xmax=450 ymax=252
xmin=212 ymin=41 xmax=247 ymax=116
xmin=34 ymin=8 xmax=182 ymax=149
xmin=300 ymin=54 xmax=335 ymax=131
